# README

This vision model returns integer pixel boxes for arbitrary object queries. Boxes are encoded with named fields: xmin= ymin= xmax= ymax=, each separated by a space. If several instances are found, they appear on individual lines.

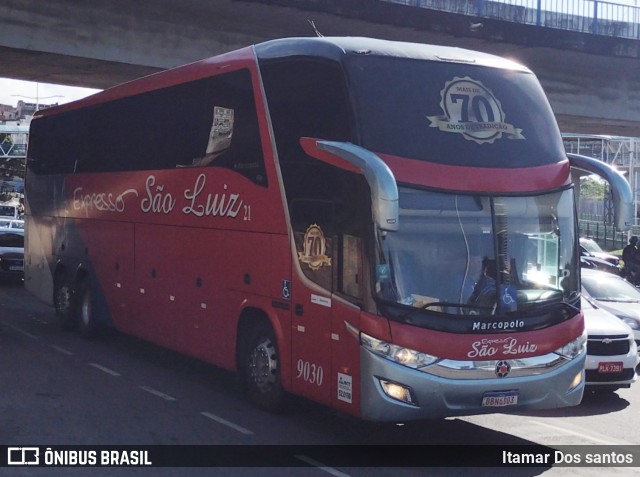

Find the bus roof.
xmin=255 ymin=37 xmax=530 ymax=73
xmin=34 ymin=37 xmax=530 ymax=119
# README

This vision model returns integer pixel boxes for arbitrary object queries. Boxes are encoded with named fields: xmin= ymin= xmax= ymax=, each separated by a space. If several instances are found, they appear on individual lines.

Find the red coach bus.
xmin=25 ymin=37 xmax=631 ymax=421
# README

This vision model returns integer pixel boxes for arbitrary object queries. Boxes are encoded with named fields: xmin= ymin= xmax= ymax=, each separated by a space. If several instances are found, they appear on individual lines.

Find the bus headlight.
xmin=360 ymin=331 xmax=439 ymax=369
xmin=554 ymin=331 xmax=587 ymax=359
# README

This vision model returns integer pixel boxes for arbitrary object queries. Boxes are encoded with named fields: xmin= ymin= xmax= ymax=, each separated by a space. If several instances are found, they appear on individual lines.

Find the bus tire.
xmin=53 ymin=274 xmax=76 ymax=330
xmin=243 ymin=322 xmax=286 ymax=412
xmin=75 ymin=277 xmax=99 ymax=339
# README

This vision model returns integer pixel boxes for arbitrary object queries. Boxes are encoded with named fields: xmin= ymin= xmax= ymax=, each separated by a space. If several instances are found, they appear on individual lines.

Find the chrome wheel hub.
xmin=249 ymin=338 xmax=278 ymax=392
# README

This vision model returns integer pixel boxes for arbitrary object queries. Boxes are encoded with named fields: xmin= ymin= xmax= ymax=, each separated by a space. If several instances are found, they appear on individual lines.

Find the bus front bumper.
xmin=359 ymin=347 xmax=586 ymax=422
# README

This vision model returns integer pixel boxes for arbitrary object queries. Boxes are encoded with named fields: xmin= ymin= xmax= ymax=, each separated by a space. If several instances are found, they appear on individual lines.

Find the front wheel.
xmin=243 ymin=323 xmax=286 ymax=412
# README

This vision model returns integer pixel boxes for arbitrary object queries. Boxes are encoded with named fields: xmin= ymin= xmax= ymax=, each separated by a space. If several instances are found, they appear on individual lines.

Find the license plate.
xmin=598 ymin=362 xmax=623 ymax=374
xmin=482 ymin=391 xmax=518 ymax=407
xmin=9 ymin=265 xmax=23 ymax=271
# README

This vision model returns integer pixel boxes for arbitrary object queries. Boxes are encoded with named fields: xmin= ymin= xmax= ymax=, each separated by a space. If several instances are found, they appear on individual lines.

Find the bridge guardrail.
xmin=383 ymin=0 xmax=640 ymax=40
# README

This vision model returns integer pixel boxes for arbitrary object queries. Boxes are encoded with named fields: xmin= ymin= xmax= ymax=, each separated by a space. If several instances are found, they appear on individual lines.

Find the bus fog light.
xmin=568 ymin=370 xmax=583 ymax=392
xmin=379 ymin=379 xmax=417 ymax=405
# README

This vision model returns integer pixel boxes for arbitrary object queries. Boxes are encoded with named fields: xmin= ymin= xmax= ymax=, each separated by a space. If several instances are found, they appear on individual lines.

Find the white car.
xmin=0 ymin=204 xmax=20 ymax=219
xmin=582 ymin=296 xmax=638 ymax=392
xmin=581 ymin=268 xmax=640 ymax=347
xmin=0 ymin=219 xmax=24 ymax=229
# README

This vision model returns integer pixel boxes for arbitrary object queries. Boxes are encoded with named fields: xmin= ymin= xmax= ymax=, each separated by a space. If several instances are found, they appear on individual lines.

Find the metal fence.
xmin=579 ymin=219 xmax=636 ymax=251
xmin=0 ymin=142 xmax=26 ymax=159
xmin=383 ymin=0 xmax=640 ymax=40
xmin=0 ymin=126 xmax=29 ymax=160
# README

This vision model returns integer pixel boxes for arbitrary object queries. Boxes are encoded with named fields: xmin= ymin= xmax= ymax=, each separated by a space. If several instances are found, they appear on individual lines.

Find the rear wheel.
xmin=75 ymin=278 xmax=99 ymax=339
xmin=53 ymin=274 xmax=76 ymax=330
xmin=243 ymin=323 xmax=286 ymax=412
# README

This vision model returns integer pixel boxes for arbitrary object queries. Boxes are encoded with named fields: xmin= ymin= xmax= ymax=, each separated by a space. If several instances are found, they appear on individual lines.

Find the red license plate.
xmin=598 ymin=362 xmax=623 ymax=373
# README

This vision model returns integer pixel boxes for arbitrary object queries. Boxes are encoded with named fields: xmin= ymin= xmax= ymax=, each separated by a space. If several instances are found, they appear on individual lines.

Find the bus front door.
xmin=289 ymin=216 xmax=334 ymax=406
xmin=290 ymin=273 xmax=332 ymax=406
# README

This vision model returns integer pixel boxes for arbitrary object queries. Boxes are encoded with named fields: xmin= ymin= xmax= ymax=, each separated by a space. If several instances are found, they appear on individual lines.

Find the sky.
xmin=0 ymin=78 xmax=101 ymax=108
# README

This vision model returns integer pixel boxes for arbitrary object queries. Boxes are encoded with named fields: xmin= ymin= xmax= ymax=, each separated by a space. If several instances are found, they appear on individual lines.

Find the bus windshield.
xmin=375 ymin=187 xmax=578 ymax=317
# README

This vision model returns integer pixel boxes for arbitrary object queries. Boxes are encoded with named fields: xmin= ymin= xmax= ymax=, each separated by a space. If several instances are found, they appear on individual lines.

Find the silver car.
xmin=0 ymin=227 xmax=24 ymax=281
xmin=581 ymin=268 xmax=640 ymax=347
xmin=579 ymin=237 xmax=620 ymax=266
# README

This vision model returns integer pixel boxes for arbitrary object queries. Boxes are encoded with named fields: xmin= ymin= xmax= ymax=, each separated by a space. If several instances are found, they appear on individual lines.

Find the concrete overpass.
xmin=2 ymin=0 xmax=640 ymax=136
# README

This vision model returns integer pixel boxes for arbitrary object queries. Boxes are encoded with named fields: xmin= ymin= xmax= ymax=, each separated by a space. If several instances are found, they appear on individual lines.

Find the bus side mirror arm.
xmin=568 ymin=152 xmax=633 ymax=232
xmin=300 ymin=138 xmax=399 ymax=231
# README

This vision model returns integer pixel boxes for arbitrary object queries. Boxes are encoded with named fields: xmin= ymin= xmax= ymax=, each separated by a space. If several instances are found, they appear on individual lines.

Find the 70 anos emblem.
xmin=427 ymin=76 xmax=524 ymax=144
xmin=298 ymin=224 xmax=332 ymax=271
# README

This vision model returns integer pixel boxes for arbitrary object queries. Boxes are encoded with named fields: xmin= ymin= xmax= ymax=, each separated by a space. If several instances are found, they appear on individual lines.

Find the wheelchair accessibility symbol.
xmin=282 ymin=280 xmax=291 ymax=300
xmin=500 ymin=284 xmax=517 ymax=311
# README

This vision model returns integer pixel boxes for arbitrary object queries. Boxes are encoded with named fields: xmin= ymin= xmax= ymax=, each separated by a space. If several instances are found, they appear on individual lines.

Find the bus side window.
xmin=177 ymin=71 xmax=267 ymax=185
xmin=261 ymin=57 xmax=364 ymax=303
xmin=289 ymin=173 xmax=367 ymax=303
xmin=30 ymin=69 xmax=267 ymax=186
xmin=260 ymin=58 xmax=352 ymax=186
xmin=204 ymin=107 xmax=267 ymax=186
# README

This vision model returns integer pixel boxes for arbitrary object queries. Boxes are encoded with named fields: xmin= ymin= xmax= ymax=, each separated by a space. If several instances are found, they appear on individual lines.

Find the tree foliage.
xmin=580 ymin=177 xmax=606 ymax=200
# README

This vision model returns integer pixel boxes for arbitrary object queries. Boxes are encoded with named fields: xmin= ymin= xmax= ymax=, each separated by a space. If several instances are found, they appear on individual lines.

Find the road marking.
xmin=89 ymin=363 xmax=121 ymax=377
xmin=139 ymin=385 xmax=177 ymax=402
xmin=200 ymin=411 xmax=254 ymax=435
xmin=50 ymin=345 xmax=73 ymax=355
xmin=0 ymin=321 xmax=38 ymax=339
xmin=529 ymin=419 xmax=633 ymax=445
xmin=295 ymin=455 xmax=351 ymax=477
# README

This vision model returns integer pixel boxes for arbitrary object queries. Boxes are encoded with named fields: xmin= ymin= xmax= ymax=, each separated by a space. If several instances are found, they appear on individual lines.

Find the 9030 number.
xmin=296 ymin=359 xmax=324 ymax=386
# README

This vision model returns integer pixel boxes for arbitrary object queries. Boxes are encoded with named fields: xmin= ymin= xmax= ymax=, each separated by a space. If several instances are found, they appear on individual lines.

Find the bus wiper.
xmin=597 ymin=297 xmax=639 ymax=303
xmin=549 ymin=300 xmax=580 ymax=313
xmin=400 ymin=301 xmax=485 ymax=320
xmin=559 ymin=299 xmax=580 ymax=314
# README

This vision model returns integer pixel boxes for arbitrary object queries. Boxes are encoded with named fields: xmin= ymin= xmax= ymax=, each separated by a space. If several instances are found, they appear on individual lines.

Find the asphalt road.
xmin=1 ymin=281 xmax=639 ymax=477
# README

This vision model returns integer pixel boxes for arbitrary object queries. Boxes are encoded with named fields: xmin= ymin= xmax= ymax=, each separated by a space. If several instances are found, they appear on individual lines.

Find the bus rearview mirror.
xmin=303 ymin=139 xmax=399 ymax=232
xmin=568 ymin=153 xmax=633 ymax=232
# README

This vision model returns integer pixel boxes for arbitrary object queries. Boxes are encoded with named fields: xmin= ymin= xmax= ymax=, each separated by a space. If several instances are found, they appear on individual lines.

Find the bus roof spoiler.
xmin=314 ymin=140 xmax=399 ymax=231
xmin=567 ymin=152 xmax=633 ymax=232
